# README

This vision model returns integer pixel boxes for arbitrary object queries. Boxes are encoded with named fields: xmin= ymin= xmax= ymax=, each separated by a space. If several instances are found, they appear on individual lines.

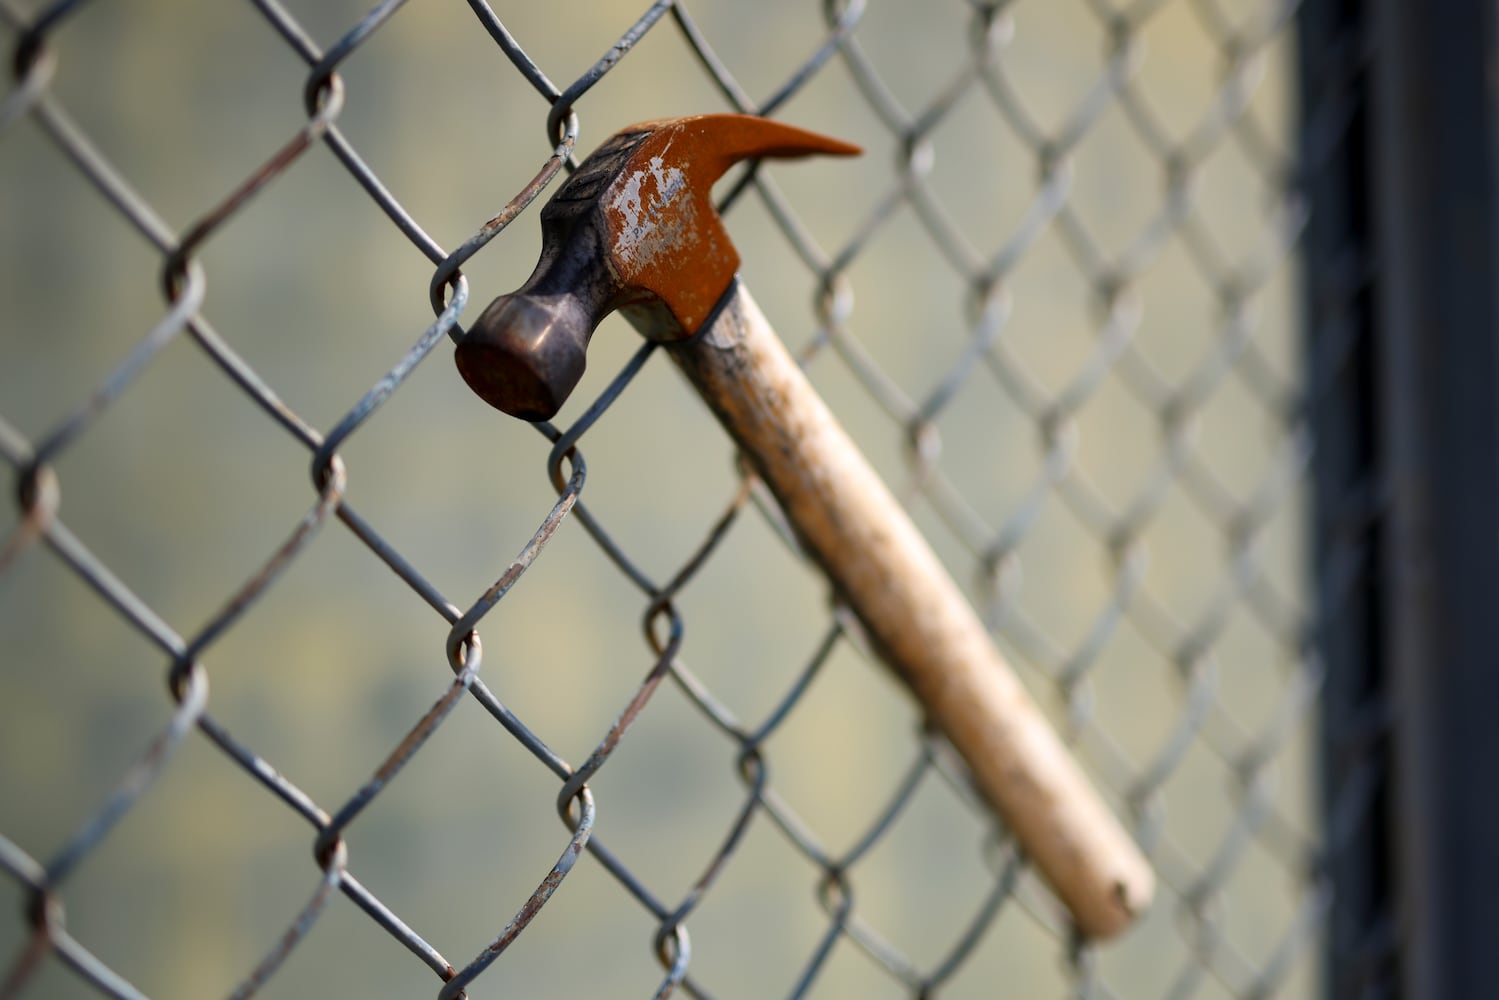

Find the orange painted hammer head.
xmin=454 ymin=114 xmax=859 ymax=421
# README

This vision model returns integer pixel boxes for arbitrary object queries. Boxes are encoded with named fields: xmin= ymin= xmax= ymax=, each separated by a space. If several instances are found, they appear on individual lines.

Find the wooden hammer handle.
xmin=659 ymin=281 xmax=1153 ymax=938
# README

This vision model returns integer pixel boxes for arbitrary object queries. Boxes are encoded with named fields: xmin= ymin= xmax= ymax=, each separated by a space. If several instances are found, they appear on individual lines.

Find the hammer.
xmin=455 ymin=114 xmax=1153 ymax=937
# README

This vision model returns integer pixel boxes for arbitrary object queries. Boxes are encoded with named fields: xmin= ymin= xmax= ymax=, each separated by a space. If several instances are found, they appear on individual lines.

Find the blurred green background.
xmin=0 ymin=1 xmax=1316 ymax=997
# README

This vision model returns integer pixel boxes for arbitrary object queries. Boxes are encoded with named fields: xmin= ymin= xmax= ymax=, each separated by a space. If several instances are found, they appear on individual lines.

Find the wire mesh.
xmin=0 ymin=0 xmax=1322 ymax=997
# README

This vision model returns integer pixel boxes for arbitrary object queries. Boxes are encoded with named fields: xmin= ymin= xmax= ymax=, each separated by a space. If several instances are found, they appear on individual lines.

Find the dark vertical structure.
xmin=1370 ymin=2 xmax=1499 ymax=997
xmin=1301 ymin=1 xmax=1499 ymax=996
xmin=1299 ymin=2 xmax=1392 ymax=993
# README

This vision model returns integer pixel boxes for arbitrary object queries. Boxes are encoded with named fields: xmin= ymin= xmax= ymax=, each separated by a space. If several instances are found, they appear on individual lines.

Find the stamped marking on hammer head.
xmin=454 ymin=114 xmax=860 ymax=420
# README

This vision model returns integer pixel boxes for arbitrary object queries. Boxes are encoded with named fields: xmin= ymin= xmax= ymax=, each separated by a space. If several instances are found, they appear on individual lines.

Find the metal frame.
xmin=1304 ymin=0 xmax=1499 ymax=995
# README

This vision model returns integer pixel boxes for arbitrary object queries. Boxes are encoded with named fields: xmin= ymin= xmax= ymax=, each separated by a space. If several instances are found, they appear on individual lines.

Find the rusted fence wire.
xmin=1 ymin=0 xmax=1326 ymax=996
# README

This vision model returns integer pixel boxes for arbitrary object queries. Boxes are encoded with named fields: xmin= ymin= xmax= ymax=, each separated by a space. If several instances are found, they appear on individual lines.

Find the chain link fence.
xmin=2 ymin=0 xmax=1325 ymax=996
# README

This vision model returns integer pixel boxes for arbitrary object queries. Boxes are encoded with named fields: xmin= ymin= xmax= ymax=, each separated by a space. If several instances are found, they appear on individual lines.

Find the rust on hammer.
xmin=454 ymin=114 xmax=858 ymax=420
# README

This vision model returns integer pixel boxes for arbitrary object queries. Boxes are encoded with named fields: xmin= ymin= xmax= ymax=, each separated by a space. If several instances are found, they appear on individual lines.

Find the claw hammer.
xmin=455 ymin=114 xmax=1152 ymax=937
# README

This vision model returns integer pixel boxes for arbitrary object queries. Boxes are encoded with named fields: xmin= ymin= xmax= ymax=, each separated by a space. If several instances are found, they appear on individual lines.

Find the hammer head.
xmin=455 ymin=114 xmax=860 ymax=420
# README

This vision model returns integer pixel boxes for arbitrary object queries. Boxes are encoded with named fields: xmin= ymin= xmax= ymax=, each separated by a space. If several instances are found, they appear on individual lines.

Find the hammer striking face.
xmin=456 ymin=114 xmax=1154 ymax=938
xmin=454 ymin=114 xmax=858 ymax=420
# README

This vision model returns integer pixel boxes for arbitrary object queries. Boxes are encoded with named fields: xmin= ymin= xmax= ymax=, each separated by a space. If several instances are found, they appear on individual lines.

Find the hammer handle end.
xmin=663 ymin=281 xmax=1154 ymax=938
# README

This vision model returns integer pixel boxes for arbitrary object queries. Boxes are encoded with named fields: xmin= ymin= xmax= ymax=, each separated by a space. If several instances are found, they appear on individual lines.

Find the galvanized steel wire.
xmin=0 ymin=0 xmax=1322 ymax=996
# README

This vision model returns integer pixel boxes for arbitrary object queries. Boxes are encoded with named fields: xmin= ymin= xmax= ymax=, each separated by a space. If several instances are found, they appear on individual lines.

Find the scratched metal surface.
xmin=0 ymin=1 xmax=1319 ymax=997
